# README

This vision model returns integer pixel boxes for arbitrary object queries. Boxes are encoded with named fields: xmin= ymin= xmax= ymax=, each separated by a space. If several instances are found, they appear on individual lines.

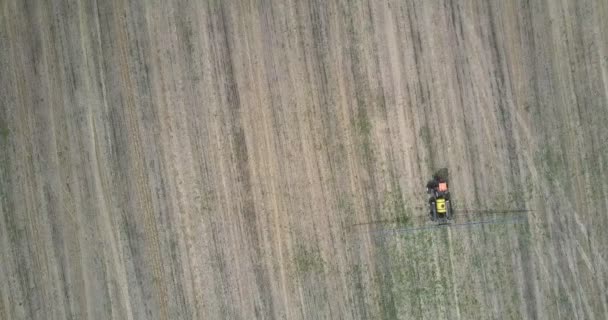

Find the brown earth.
xmin=1 ymin=0 xmax=607 ymax=319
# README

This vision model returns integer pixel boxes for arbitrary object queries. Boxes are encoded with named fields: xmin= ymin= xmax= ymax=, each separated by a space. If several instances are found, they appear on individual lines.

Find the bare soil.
xmin=1 ymin=0 xmax=607 ymax=319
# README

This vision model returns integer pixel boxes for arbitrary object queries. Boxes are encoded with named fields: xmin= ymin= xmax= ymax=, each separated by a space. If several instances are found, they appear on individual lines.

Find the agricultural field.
xmin=1 ymin=0 xmax=607 ymax=319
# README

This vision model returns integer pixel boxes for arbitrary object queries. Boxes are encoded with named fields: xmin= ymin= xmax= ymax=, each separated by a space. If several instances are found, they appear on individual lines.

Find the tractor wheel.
xmin=431 ymin=202 xmax=438 ymax=221
xmin=446 ymin=200 xmax=452 ymax=220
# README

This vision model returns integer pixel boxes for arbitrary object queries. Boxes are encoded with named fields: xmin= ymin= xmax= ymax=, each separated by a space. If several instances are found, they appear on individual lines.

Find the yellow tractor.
xmin=427 ymin=169 xmax=453 ymax=223
xmin=351 ymin=167 xmax=531 ymax=237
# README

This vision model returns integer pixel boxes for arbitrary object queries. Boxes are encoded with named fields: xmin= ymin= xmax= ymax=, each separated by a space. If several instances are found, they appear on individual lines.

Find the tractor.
xmin=351 ymin=167 xmax=531 ymax=235
xmin=427 ymin=169 xmax=453 ymax=223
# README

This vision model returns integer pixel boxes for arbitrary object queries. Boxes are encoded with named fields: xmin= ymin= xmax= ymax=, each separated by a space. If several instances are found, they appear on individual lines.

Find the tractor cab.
xmin=427 ymin=169 xmax=453 ymax=222
xmin=438 ymin=182 xmax=448 ymax=192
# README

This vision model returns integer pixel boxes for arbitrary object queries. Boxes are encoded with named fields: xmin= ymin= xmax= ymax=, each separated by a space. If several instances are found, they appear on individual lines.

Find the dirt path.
xmin=1 ymin=0 xmax=607 ymax=319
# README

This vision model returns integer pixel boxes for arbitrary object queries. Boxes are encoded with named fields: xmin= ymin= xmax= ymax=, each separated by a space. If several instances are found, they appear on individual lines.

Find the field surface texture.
xmin=1 ymin=0 xmax=608 ymax=319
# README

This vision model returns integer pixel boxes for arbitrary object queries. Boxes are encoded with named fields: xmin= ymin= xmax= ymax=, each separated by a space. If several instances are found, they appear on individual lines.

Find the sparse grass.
xmin=294 ymin=246 xmax=325 ymax=275
xmin=0 ymin=127 xmax=9 ymax=140
xmin=418 ymin=125 xmax=434 ymax=169
xmin=382 ymin=183 xmax=412 ymax=226
xmin=537 ymin=145 xmax=565 ymax=186
xmin=337 ymin=195 xmax=352 ymax=212
xmin=207 ymin=0 xmax=222 ymax=10
xmin=375 ymin=217 xmax=537 ymax=319
xmin=394 ymin=214 xmax=410 ymax=226
xmin=356 ymin=110 xmax=372 ymax=138
xmin=354 ymin=109 xmax=374 ymax=161
xmin=419 ymin=125 xmax=431 ymax=148
xmin=0 ymin=135 xmax=8 ymax=203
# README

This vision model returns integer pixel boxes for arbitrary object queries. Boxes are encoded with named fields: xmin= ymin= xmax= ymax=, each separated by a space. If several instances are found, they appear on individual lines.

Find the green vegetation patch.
xmin=536 ymin=142 xmax=566 ymax=186
xmin=418 ymin=125 xmax=435 ymax=169
xmin=419 ymin=125 xmax=431 ymax=148
xmin=371 ymin=217 xmax=533 ymax=318
xmin=337 ymin=195 xmax=354 ymax=215
xmin=0 ymin=126 xmax=9 ymax=140
xmin=356 ymin=109 xmax=372 ymax=137
xmin=353 ymin=108 xmax=374 ymax=161
xmin=294 ymin=245 xmax=325 ymax=275
xmin=382 ymin=180 xmax=412 ymax=226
